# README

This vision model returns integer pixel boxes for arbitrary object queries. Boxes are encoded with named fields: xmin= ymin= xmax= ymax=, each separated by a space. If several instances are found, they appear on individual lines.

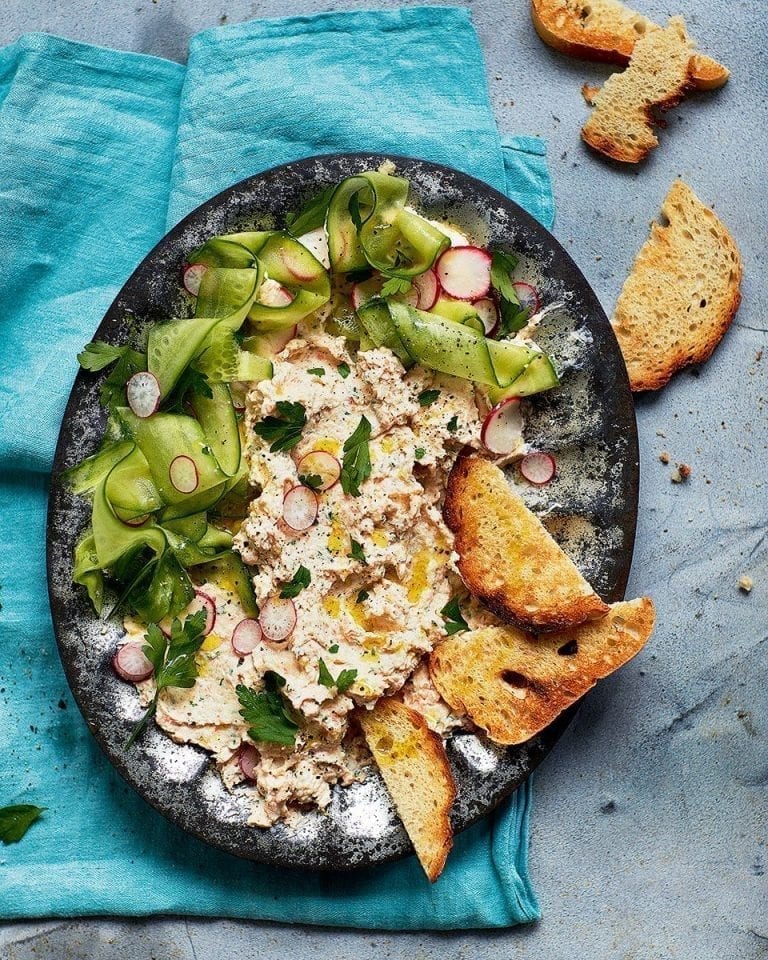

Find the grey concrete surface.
xmin=2 ymin=0 xmax=766 ymax=957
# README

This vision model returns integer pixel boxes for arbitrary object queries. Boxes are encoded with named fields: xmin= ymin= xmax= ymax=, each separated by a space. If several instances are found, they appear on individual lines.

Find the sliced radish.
xmin=113 ymin=642 xmax=154 ymax=683
xmin=296 ymin=450 xmax=341 ymax=491
xmin=169 ymin=455 xmax=199 ymax=494
xmin=259 ymin=597 xmax=297 ymax=643
xmin=121 ymin=513 xmax=150 ymax=527
xmin=231 ymin=618 xmax=263 ymax=657
xmin=282 ymin=485 xmax=318 ymax=531
xmin=259 ymin=279 xmax=294 ymax=307
xmin=520 ymin=451 xmax=556 ymax=485
xmin=436 ymin=247 xmax=492 ymax=301
xmin=126 ymin=371 xmax=160 ymax=419
xmin=239 ymin=744 xmax=260 ymax=782
xmin=297 ymin=227 xmax=330 ymax=270
xmin=182 ymin=263 xmax=207 ymax=296
xmin=412 ymin=269 xmax=440 ymax=310
xmin=481 ymin=397 xmax=524 ymax=455
xmin=472 ymin=298 xmax=499 ymax=337
xmin=512 ymin=282 xmax=540 ymax=317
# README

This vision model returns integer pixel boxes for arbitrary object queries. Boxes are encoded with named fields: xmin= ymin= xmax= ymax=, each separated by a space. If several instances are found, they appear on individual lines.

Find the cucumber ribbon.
xmin=357 ymin=300 xmax=559 ymax=396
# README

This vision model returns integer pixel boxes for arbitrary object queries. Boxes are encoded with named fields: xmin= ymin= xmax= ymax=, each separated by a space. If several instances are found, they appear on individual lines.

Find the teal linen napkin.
xmin=0 ymin=8 xmax=553 ymax=929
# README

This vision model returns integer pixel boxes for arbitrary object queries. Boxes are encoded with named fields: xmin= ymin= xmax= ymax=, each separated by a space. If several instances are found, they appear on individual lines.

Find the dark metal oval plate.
xmin=47 ymin=153 xmax=638 ymax=871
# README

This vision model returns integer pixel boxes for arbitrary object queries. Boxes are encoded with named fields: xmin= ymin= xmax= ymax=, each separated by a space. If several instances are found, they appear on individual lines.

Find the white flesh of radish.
xmin=282 ymin=485 xmax=318 ymax=531
xmin=113 ymin=642 xmax=154 ymax=683
xmin=436 ymin=247 xmax=492 ymax=301
xmin=259 ymin=597 xmax=297 ymax=643
xmin=481 ymin=398 xmax=524 ymax=455
xmin=126 ymin=371 xmax=161 ymax=419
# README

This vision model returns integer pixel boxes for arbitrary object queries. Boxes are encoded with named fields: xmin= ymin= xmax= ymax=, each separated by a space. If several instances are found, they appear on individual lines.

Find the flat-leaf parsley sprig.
xmin=125 ymin=609 xmax=208 ymax=749
xmin=236 ymin=672 xmax=299 ymax=747
xmin=340 ymin=415 xmax=372 ymax=497
xmin=253 ymin=401 xmax=307 ymax=453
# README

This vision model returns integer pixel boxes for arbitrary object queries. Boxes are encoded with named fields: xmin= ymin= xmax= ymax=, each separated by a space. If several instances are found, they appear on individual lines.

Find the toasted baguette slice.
xmin=444 ymin=453 xmax=609 ymax=631
xmin=612 ymin=180 xmax=743 ymax=391
xmin=357 ymin=698 xmax=456 ymax=882
xmin=430 ymin=598 xmax=655 ymax=745
xmin=531 ymin=0 xmax=728 ymax=89
xmin=582 ymin=17 xmax=703 ymax=163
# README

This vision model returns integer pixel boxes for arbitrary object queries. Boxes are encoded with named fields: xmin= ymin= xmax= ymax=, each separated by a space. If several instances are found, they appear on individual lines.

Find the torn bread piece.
xmin=530 ymin=0 xmax=728 ymax=89
xmin=430 ymin=598 xmax=655 ymax=745
xmin=612 ymin=179 xmax=743 ymax=391
xmin=581 ymin=17 xmax=714 ymax=163
xmin=444 ymin=452 xmax=609 ymax=631
xmin=357 ymin=698 xmax=455 ymax=882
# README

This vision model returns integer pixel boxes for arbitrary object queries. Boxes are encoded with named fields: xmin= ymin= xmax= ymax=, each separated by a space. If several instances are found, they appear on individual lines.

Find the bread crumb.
xmin=738 ymin=575 xmax=753 ymax=593
xmin=671 ymin=462 xmax=691 ymax=483
xmin=659 ymin=451 xmax=670 ymax=464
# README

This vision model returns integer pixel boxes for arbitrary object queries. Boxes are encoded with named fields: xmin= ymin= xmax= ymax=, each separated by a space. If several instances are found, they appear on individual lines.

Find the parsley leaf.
xmin=317 ymin=658 xmax=335 ymax=687
xmin=298 ymin=473 xmax=323 ymax=491
xmin=498 ymin=299 xmax=530 ymax=337
xmin=307 ymin=367 xmax=325 ymax=377
xmin=340 ymin=416 xmax=372 ymax=497
xmin=328 ymin=643 xmax=340 ymax=653
xmin=356 ymin=589 xmax=369 ymax=604
xmin=414 ymin=446 xmax=426 ymax=460
xmin=253 ymin=401 xmax=307 ymax=452
xmin=380 ymin=276 xmax=412 ymax=298
xmin=418 ymin=389 xmax=441 ymax=407
xmin=0 ymin=805 xmax=46 ymax=844
xmin=236 ymin=672 xmax=298 ymax=746
xmin=489 ymin=250 xmax=520 ymax=303
xmin=441 ymin=596 xmax=469 ymax=636
xmin=285 ymin=184 xmax=335 ymax=236
xmin=337 ymin=362 xmax=351 ymax=379
xmin=77 ymin=342 xmax=146 ymax=413
xmin=165 ymin=365 xmax=212 ymax=413
xmin=447 ymin=415 xmax=459 ymax=433
xmin=126 ymin=609 xmax=208 ymax=749
xmin=318 ymin=658 xmax=358 ymax=693
xmin=77 ymin=341 xmax=126 ymax=372
xmin=349 ymin=539 xmax=367 ymax=564
xmin=280 ymin=565 xmax=311 ymax=599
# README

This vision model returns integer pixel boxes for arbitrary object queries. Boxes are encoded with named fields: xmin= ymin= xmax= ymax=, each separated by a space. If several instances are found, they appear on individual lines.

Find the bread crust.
xmin=357 ymin=698 xmax=455 ymax=882
xmin=430 ymin=598 xmax=655 ymax=745
xmin=444 ymin=452 xmax=609 ymax=631
xmin=612 ymin=179 xmax=743 ymax=390
xmin=530 ymin=0 xmax=729 ymax=89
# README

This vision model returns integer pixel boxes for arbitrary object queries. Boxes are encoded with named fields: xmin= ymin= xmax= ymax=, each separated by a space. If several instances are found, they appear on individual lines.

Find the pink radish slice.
xmin=126 ymin=371 xmax=160 ymax=419
xmin=259 ymin=597 xmax=297 ymax=643
xmin=520 ymin=451 xmax=556 ymax=485
xmin=169 ymin=455 xmax=199 ymax=494
xmin=191 ymin=590 xmax=217 ymax=635
xmin=121 ymin=513 xmax=150 ymax=527
xmin=239 ymin=744 xmax=260 ymax=782
xmin=296 ymin=450 xmax=341 ymax=491
xmin=231 ymin=618 xmax=263 ymax=657
xmin=182 ymin=263 xmax=207 ymax=296
xmin=412 ymin=269 xmax=440 ymax=310
xmin=472 ymin=298 xmax=499 ymax=337
xmin=436 ymin=247 xmax=492 ymax=301
xmin=259 ymin=281 xmax=294 ymax=307
xmin=113 ymin=642 xmax=154 ymax=683
xmin=481 ymin=397 xmax=524 ymax=455
xmin=282 ymin=485 xmax=318 ymax=531
xmin=512 ymin=282 xmax=540 ymax=316
xmin=297 ymin=227 xmax=330 ymax=270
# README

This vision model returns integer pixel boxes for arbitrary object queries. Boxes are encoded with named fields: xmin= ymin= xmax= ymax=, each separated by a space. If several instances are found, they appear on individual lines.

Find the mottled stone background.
xmin=1 ymin=1 xmax=765 ymax=957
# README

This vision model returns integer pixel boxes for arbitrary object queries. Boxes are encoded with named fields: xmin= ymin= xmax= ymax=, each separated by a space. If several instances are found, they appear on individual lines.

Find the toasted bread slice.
xmin=357 ymin=698 xmax=456 ymax=882
xmin=430 ymin=598 xmax=655 ymax=745
xmin=612 ymin=180 xmax=743 ymax=391
xmin=444 ymin=453 xmax=609 ymax=631
xmin=530 ymin=0 xmax=728 ymax=89
xmin=582 ymin=18 xmax=706 ymax=163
